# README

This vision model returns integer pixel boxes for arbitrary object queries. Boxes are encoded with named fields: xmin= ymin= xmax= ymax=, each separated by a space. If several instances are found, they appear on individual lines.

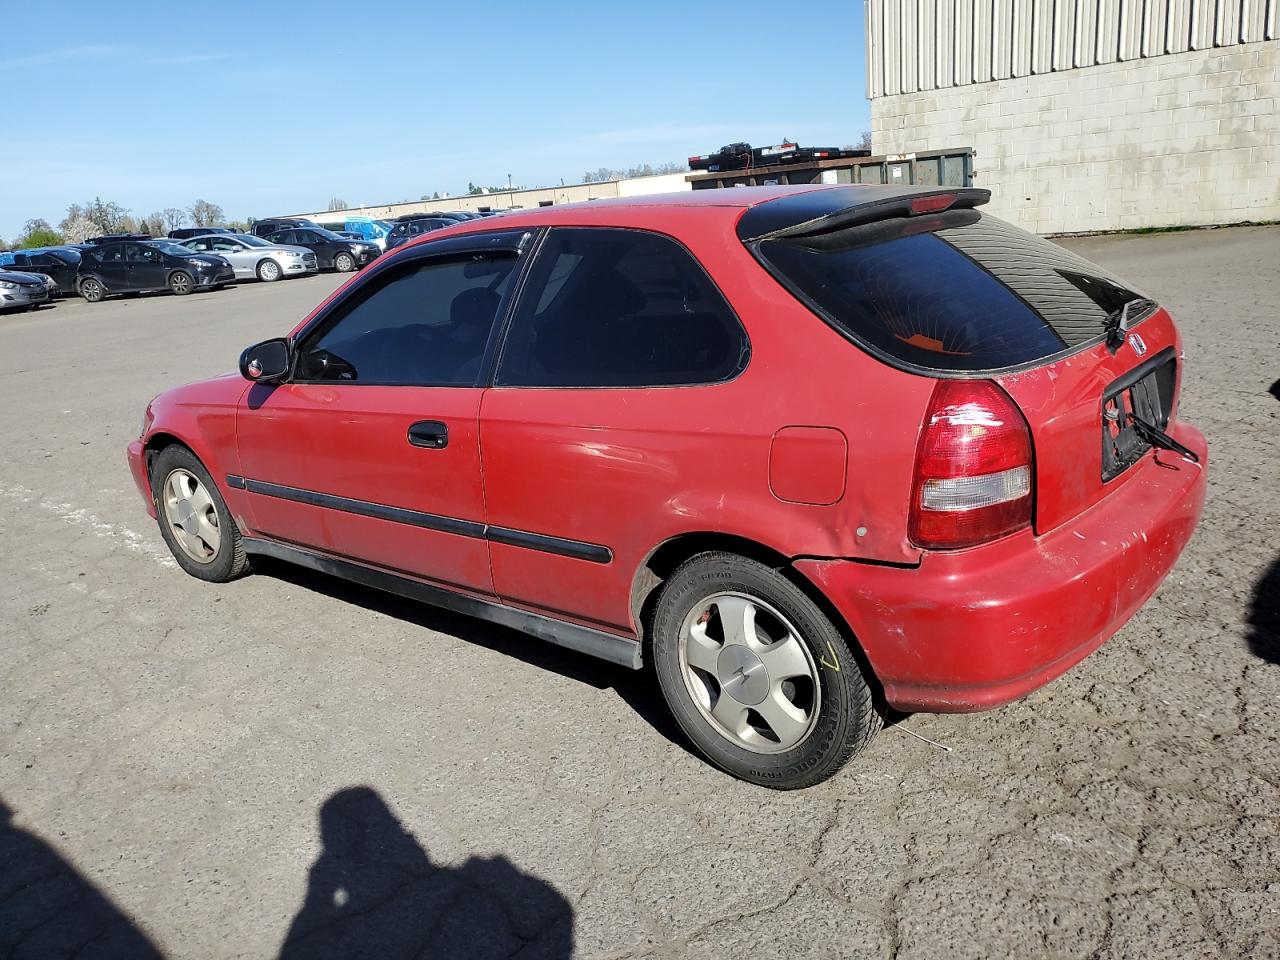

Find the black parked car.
xmin=168 ymin=226 xmax=237 ymax=240
xmin=6 ymin=248 xmax=81 ymax=295
xmin=264 ymin=227 xmax=378 ymax=272
xmin=76 ymin=240 xmax=236 ymax=302
xmin=251 ymin=218 xmax=315 ymax=239
xmin=384 ymin=216 xmax=459 ymax=252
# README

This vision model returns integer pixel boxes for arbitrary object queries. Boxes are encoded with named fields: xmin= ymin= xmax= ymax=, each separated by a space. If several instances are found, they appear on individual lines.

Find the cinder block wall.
xmin=872 ymin=41 xmax=1279 ymax=234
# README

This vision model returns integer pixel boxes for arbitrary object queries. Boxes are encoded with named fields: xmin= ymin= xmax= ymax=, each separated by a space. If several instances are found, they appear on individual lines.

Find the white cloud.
xmin=0 ymin=45 xmax=124 ymax=70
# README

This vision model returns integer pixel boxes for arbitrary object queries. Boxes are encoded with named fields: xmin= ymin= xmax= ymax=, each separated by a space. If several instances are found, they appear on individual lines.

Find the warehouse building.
xmin=866 ymin=0 xmax=1280 ymax=232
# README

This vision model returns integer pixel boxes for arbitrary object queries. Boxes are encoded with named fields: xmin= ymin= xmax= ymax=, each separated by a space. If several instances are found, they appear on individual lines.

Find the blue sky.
xmin=0 ymin=1 xmax=868 ymax=240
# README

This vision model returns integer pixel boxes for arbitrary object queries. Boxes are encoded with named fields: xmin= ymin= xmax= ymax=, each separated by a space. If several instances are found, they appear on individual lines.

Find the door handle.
xmin=407 ymin=420 xmax=448 ymax=449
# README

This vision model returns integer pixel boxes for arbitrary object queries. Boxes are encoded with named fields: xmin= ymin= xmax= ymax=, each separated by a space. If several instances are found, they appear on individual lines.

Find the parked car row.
xmin=1 ymin=208 xmax=499 ymax=315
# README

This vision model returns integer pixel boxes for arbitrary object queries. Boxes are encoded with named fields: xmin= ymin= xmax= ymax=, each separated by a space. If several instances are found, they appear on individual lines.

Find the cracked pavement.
xmin=1 ymin=227 xmax=1277 ymax=958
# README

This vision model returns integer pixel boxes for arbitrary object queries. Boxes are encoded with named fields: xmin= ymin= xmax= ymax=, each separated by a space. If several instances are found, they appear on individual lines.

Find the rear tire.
xmin=334 ymin=252 xmax=355 ymax=273
xmin=169 ymin=271 xmax=194 ymax=296
xmin=150 ymin=445 xmax=250 ymax=583
xmin=79 ymin=278 xmax=105 ymax=303
xmin=256 ymin=259 xmax=282 ymax=282
xmin=651 ymin=551 xmax=882 ymax=789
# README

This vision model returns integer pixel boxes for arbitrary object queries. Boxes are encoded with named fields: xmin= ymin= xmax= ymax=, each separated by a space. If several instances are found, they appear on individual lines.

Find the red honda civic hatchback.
xmin=127 ymin=185 xmax=1207 ymax=788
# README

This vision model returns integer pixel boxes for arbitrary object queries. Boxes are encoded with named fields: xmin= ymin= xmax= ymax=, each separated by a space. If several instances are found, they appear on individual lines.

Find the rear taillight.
xmin=909 ymin=379 xmax=1034 ymax=549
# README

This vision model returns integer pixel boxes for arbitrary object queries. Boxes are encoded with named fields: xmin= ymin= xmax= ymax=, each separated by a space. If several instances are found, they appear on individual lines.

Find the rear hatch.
xmin=744 ymin=189 xmax=1182 ymax=533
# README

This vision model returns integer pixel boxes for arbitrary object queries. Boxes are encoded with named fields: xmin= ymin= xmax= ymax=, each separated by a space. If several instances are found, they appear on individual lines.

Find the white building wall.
xmin=291 ymin=173 xmax=691 ymax=223
xmin=872 ymin=41 xmax=1280 ymax=232
xmin=867 ymin=0 xmax=1278 ymax=95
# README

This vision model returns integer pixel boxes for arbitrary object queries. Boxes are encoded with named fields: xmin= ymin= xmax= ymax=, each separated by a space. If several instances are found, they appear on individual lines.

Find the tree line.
xmin=7 ymin=198 xmax=251 ymax=249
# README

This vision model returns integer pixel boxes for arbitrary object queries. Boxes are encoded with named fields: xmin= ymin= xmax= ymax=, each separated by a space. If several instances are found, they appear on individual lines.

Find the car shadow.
xmin=0 ymin=796 xmax=164 ymax=959
xmin=279 ymin=786 xmax=573 ymax=959
xmin=1246 ymin=555 xmax=1280 ymax=664
xmin=253 ymin=558 xmax=696 ymax=757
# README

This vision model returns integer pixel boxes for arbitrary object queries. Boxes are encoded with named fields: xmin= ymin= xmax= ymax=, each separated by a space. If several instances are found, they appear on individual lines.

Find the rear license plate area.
xmin=1101 ymin=347 xmax=1176 ymax=482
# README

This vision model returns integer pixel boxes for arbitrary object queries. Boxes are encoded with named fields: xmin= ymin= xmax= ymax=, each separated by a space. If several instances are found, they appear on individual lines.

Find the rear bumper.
xmin=126 ymin=439 xmax=156 ymax=519
xmin=795 ymin=422 xmax=1208 ymax=713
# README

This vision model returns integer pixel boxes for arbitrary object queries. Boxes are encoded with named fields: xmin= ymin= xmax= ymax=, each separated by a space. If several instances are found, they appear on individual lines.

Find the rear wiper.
xmin=1129 ymin=413 xmax=1200 ymax=464
xmin=1105 ymin=297 xmax=1156 ymax=351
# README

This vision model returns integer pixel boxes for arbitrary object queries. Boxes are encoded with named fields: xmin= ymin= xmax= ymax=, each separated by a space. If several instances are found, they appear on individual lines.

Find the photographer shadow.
xmin=0 ymin=797 xmax=163 ymax=959
xmin=279 ymin=786 xmax=572 ymax=960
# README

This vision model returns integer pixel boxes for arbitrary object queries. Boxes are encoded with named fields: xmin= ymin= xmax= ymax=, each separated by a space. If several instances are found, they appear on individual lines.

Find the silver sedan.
xmin=177 ymin=233 xmax=318 ymax=282
xmin=0 ymin=270 xmax=53 ymax=312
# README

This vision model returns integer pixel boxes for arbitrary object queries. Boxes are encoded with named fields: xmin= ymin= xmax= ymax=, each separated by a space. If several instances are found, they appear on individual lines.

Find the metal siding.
xmin=1096 ymin=0 xmax=1122 ymax=62
xmin=1119 ymin=0 xmax=1143 ymax=57
xmin=1190 ymin=0 xmax=1216 ymax=47
xmin=1168 ymin=0 xmax=1192 ymax=51
xmin=901 ymin=0 xmax=919 ymax=93
xmin=975 ymin=0 xmax=996 ymax=82
xmin=1269 ymin=0 xmax=1278 ymax=38
xmin=955 ymin=0 xmax=975 ymax=85
xmin=884 ymin=0 xmax=903 ymax=95
xmin=1144 ymin=0 xmax=1170 ymax=54
xmin=867 ymin=0 xmax=882 ymax=98
xmin=1031 ymin=0 xmax=1056 ymax=71
xmin=919 ymin=0 xmax=938 ymax=90
xmin=1218 ymin=0 xmax=1243 ymax=43
xmin=993 ymin=0 xmax=1016 ymax=77
xmin=1077 ymin=0 xmax=1101 ymax=64
xmin=1008 ymin=0 xmax=1039 ymax=75
xmin=1241 ymin=0 xmax=1265 ymax=39
xmin=937 ymin=0 xmax=956 ymax=85
xmin=1054 ymin=0 xmax=1079 ymax=69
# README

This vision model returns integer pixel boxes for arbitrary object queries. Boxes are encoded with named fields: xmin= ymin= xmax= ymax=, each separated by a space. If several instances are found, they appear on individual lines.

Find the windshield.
xmin=149 ymin=241 xmax=197 ymax=256
xmin=234 ymin=234 xmax=271 ymax=247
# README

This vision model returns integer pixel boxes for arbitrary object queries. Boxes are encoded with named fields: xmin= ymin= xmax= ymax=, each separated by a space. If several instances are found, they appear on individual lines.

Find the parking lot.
xmin=1 ymin=225 xmax=1277 ymax=958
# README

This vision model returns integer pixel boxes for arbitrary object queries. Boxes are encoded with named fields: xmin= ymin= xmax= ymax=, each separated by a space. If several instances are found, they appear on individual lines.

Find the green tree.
xmin=14 ymin=218 xmax=63 ymax=249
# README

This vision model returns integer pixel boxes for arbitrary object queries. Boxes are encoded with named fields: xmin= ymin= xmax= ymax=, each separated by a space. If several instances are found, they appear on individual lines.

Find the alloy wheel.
xmin=678 ymin=592 xmax=822 ymax=754
xmin=161 ymin=468 xmax=221 ymax=563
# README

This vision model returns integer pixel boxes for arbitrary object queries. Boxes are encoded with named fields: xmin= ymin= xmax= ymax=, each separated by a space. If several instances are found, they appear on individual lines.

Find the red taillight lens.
xmin=909 ymin=193 xmax=957 ymax=215
xmin=909 ymin=379 xmax=1034 ymax=549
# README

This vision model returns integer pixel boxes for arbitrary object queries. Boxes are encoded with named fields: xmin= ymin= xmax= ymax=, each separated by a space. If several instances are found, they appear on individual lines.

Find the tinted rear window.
xmin=756 ymin=210 xmax=1147 ymax=372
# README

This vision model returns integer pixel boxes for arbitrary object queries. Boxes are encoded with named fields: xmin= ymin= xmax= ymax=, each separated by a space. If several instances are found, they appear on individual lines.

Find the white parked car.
xmin=176 ymin=233 xmax=318 ymax=282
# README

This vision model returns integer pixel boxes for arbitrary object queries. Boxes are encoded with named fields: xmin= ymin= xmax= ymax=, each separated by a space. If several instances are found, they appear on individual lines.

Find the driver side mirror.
xmin=239 ymin=337 xmax=291 ymax=383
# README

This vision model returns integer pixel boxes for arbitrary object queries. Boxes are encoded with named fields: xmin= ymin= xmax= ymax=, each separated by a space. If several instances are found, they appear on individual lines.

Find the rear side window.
xmin=496 ymin=228 xmax=747 ymax=388
xmin=756 ymin=211 xmax=1147 ymax=373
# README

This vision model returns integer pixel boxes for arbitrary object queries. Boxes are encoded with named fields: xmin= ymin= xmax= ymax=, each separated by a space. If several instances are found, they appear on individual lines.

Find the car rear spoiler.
xmin=737 ymin=187 xmax=991 ymax=242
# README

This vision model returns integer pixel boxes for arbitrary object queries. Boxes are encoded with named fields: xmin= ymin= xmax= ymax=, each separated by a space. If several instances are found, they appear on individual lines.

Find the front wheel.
xmin=256 ymin=259 xmax=282 ymax=282
xmin=333 ymin=252 xmax=355 ymax=273
xmin=651 ymin=552 xmax=882 ymax=789
xmin=150 ymin=445 xmax=250 ymax=582
xmin=169 ymin=271 xmax=194 ymax=296
xmin=79 ymin=277 xmax=105 ymax=303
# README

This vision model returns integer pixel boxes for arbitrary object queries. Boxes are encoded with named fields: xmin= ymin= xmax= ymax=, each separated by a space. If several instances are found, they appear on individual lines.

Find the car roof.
xmin=408 ymin=185 xmax=988 ymax=243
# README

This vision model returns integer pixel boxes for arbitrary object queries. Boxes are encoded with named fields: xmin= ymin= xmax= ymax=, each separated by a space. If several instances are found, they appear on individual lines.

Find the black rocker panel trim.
xmin=240 ymin=536 xmax=641 ymax=669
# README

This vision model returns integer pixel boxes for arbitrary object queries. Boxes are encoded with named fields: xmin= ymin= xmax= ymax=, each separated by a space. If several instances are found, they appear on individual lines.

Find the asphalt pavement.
xmin=1 ymin=228 xmax=1277 ymax=958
